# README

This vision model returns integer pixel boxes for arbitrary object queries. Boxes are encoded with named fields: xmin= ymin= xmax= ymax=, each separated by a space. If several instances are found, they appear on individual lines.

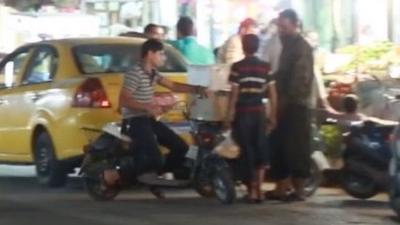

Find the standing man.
xmin=267 ymin=9 xmax=315 ymax=201
xmin=170 ymin=16 xmax=215 ymax=65
xmin=218 ymin=18 xmax=258 ymax=64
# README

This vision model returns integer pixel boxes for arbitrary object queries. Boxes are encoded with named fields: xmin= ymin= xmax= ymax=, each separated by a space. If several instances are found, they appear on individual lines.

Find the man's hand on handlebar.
xmin=194 ymin=85 xmax=209 ymax=98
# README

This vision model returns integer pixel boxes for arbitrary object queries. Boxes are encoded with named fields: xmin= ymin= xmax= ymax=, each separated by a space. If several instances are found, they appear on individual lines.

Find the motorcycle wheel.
xmin=212 ymin=168 xmax=236 ymax=204
xmin=304 ymin=160 xmax=322 ymax=197
xmin=342 ymin=172 xmax=379 ymax=199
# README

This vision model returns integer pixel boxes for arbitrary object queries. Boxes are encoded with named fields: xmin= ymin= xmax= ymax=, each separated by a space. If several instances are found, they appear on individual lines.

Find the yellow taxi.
xmin=0 ymin=37 xmax=188 ymax=187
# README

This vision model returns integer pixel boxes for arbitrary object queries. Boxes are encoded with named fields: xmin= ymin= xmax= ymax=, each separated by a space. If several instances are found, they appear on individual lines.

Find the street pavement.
xmin=0 ymin=166 xmax=398 ymax=225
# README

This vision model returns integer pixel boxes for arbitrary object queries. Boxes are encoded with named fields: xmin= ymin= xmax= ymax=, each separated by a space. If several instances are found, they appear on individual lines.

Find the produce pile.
xmin=335 ymin=42 xmax=400 ymax=77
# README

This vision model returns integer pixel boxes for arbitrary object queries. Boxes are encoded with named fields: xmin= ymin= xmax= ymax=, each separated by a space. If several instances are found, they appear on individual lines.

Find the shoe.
xmin=264 ymin=190 xmax=287 ymax=201
xmin=242 ymin=195 xmax=258 ymax=204
xmin=137 ymin=172 xmax=190 ymax=187
xmin=282 ymin=192 xmax=306 ymax=202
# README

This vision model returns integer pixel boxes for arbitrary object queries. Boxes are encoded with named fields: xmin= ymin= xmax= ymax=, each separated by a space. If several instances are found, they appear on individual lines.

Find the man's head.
xmin=238 ymin=18 xmax=258 ymax=36
xmin=278 ymin=9 xmax=299 ymax=36
xmin=242 ymin=34 xmax=259 ymax=56
xmin=141 ymin=39 xmax=166 ymax=68
xmin=343 ymin=94 xmax=359 ymax=114
xmin=177 ymin=16 xmax=195 ymax=38
xmin=144 ymin=23 xmax=165 ymax=40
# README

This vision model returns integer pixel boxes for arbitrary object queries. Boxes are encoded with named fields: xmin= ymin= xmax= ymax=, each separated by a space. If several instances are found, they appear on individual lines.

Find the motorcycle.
xmin=79 ymin=105 xmax=236 ymax=205
xmin=341 ymin=119 xmax=396 ymax=199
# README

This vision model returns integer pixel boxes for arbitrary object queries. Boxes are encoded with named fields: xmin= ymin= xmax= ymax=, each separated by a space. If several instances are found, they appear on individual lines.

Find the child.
xmin=226 ymin=34 xmax=277 ymax=203
xmin=325 ymin=94 xmax=397 ymax=128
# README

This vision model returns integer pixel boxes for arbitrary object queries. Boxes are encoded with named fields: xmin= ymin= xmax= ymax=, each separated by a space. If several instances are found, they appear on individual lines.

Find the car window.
xmin=73 ymin=44 xmax=187 ymax=74
xmin=23 ymin=47 xmax=58 ymax=85
xmin=0 ymin=50 xmax=31 ymax=88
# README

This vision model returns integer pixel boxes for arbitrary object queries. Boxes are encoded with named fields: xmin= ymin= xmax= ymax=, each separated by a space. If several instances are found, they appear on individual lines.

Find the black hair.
xmin=242 ymin=34 xmax=259 ymax=55
xmin=144 ymin=23 xmax=159 ymax=34
xmin=141 ymin=39 xmax=164 ymax=58
xmin=177 ymin=16 xmax=194 ymax=37
xmin=279 ymin=9 xmax=299 ymax=25
xmin=343 ymin=94 xmax=359 ymax=113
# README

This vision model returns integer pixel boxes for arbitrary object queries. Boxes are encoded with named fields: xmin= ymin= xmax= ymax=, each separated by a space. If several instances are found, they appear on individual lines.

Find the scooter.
xmin=341 ymin=119 xmax=396 ymax=199
xmin=387 ymin=94 xmax=400 ymax=216
xmin=79 ymin=107 xmax=236 ymax=205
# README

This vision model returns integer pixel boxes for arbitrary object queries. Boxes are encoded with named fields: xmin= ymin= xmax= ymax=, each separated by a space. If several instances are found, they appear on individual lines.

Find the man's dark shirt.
xmin=274 ymin=34 xmax=314 ymax=108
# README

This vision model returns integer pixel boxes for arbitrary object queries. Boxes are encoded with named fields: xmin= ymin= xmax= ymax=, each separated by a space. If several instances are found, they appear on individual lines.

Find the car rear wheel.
xmin=34 ymin=132 xmax=67 ymax=188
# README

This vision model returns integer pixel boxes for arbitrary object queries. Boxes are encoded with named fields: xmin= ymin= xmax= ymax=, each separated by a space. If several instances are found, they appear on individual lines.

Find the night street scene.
xmin=1 ymin=0 xmax=400 ymax=225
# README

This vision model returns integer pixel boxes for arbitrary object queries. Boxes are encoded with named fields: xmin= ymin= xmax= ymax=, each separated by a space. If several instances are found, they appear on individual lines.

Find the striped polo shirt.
xmin=121 ymin=63 xmax=161 ymax=118
xmin=229 ymin=56 xmax=271 ymax=108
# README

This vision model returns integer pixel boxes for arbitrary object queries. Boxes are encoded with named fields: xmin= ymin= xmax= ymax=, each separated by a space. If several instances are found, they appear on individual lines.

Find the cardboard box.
xmin=187 ymin=64 xmax=231 ymax=121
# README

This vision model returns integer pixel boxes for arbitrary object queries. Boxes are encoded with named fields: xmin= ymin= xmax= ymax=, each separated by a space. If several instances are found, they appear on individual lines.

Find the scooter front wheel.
xmin=82 ymin=162 xmax=120 ymax=201
xmin=84 ymin=175 xmax=120 ymax=201
xmin=304 ymin=160 xmax=322 ymax=197
xmin=194 ymin=181 xmax=215 ymax=198
xmin=212 ymin=168 xmax=236 ymax=204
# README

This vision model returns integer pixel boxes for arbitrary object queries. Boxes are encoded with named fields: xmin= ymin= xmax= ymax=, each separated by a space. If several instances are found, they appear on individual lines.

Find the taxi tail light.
xmin=72 ymin=78 xmax=111 ymax=108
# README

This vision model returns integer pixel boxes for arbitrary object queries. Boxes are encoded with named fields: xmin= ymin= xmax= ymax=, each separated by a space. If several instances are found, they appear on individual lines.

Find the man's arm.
xmin=226 ymin=84 xmax=239 ymax=123
xmin=267 ymin=81 xmax=278 ymax=131
xmin=225 ymin=65 xmax=240 ymax=124
xmin=157 ymin=77 xmax=205 ymax=95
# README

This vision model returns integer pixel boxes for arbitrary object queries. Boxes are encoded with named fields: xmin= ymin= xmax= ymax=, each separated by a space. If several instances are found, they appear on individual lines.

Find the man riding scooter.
xmin=104 ymin=39 xmax=206 ymax=198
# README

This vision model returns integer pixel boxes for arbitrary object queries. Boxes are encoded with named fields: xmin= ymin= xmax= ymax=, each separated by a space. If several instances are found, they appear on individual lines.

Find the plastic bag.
xmin=214 ymin=131 xmax=240 ymax=159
